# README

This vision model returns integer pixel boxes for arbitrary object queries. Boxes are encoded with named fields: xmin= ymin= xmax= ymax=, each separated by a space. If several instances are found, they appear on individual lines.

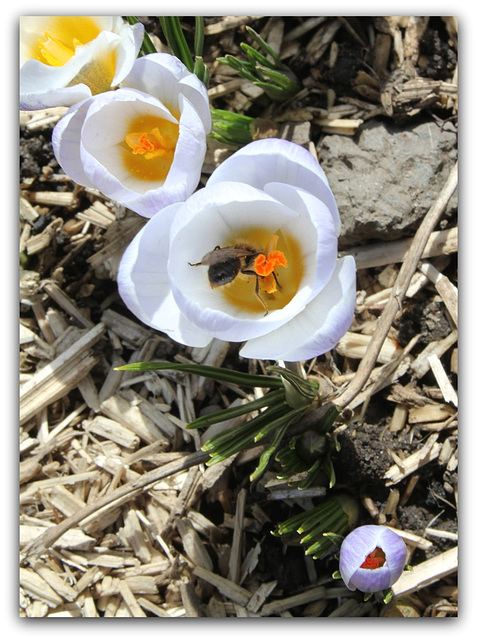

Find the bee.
xmin=189 ymin=242 xmax=283 ymax=316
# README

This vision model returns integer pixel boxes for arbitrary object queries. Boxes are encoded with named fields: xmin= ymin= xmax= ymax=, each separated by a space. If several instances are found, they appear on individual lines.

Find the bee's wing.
xmin=199 ymin=246 xmax=256 ymax=265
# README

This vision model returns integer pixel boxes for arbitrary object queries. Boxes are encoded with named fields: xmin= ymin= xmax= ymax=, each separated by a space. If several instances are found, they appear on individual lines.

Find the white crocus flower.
xmin=118 ymin=139 xmax=356 ymax=362
xmin=20 ymin=16 xmax=144 ymax=110
xmin=52 ymin=53 xmax=211 ymax=217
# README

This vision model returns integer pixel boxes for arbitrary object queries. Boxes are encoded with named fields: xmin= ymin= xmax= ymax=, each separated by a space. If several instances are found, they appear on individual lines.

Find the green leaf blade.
xmin=159 ymin=17 xmax=194 ymax=72
xmin=115 ymin=361 xmax=284 ymax=389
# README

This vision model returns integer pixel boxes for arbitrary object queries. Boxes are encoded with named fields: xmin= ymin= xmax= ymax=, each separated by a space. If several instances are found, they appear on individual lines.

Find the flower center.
xmin=221 ymin=228 xmax=303 ymax=314
xmin=32 ymin=17 xmax=102 ymax=66
xmin=122 ymin=114 xmax=179 ymax=182
xmin=360 ymin=547 xmax=386 ymax=570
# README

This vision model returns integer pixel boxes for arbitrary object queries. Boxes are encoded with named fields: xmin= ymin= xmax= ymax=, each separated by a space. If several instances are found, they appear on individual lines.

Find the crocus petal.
xmin=177 ymin=75 xmax=212 ymax=133
xmin=20 ymin=70 xmax=92 ymax=111
xmin=264 ymin=182 xmax=338 ymax=299
xmin=51 ymin=98 xmax=95 ymax=187
xmin=20 ymin=16 xmax=118 ymax=61
xmin=117 ymin=203 xmax=212 ymax=348
xmin=108 ymin=20 xmax=145 ymax=86
xmin=151 ymin=96 xmax=209 ymax=207
xmin=123 ymin=53 xmax=211 ymax=132
xmin=239 ymin=256 xmax=356 ymax=361
xmin=339 ymin=525 xmax=407 ymax=593
xmin=20 ymin=17 xmax=143 ymax=110
xmin=206 ymin=138 xmax=341 ymax=235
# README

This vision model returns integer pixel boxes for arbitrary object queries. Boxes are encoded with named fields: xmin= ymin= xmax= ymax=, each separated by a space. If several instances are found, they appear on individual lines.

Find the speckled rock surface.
xmin=319 ymin=119 xmax=457 ymax=247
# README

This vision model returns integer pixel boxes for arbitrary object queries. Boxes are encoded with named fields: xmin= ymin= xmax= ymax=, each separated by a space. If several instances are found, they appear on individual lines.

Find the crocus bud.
xmin=339 ymin=525 xmax=407 ymax=593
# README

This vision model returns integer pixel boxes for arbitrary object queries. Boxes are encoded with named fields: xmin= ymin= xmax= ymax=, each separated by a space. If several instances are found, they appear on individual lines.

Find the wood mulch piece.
xmin=19 ymin=17 xmax=457 ymax=617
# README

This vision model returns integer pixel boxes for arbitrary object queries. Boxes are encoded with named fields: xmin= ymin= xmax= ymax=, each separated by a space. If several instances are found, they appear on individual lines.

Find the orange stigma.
xmin=125 ymin=127 xmax=174 ymax=160
xmin=122 ymin=115 xmax=179 ymax=182
xmin=360 ymin=547 xmax=386 ymax=570
xmin=254 ymin=251 xmax=288 ymax=277
xmin=253 ymin=235 xmax=288 ymax=294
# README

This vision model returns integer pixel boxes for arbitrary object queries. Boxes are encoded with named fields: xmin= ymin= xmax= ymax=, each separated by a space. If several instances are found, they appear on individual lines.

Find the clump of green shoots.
xmin=116 ymin=361 xmax=342 ymax=485
xmin=273 ymin=493 xmax=360 ymax=560
xmin=218 ymin=26 xmax=301 ymax=101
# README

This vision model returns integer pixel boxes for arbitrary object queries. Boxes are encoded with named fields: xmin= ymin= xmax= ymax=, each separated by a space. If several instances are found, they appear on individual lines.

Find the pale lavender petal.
xmin=339 ymin=525 xmax=407 ymax=593
xmin=122 ymin=52 xmax=187 ymax=107
xmin=159 ymin=97 xmax=209 ymax=197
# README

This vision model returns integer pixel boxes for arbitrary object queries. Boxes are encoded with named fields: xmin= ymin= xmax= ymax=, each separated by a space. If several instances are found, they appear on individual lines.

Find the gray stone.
xmin=319 ymin=119 xmax=457 ymax=247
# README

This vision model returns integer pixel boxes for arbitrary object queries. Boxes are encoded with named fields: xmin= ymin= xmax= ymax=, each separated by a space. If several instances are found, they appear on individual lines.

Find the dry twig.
xmin=335 ymin=162 xmax=458 ymax=411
